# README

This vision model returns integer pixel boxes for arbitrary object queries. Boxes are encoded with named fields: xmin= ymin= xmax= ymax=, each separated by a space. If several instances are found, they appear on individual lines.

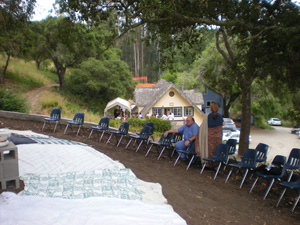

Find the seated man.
xmin=164 ymin=116 xmax=199 ymax=159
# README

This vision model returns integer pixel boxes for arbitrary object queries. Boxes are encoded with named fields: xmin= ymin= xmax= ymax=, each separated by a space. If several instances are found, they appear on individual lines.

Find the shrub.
xmin=0 ymin=87 xmax=28 ymax=112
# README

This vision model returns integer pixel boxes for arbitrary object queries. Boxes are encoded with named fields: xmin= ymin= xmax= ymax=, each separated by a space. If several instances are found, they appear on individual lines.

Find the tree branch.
xmin=215 ymin=30 xmax=231 ymax=65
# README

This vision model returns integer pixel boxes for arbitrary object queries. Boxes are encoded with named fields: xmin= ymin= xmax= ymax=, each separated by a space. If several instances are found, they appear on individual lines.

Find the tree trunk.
xmin=2 ymin=53 xmax=10 ymax=77
xmin=0 ymin=72 xmax=3 ymax=84
xmin=223 ymin=98 xmax=230 ymax=118
xmin=239 ymin=79 xmax=253 ymax=156
xmin=133 ymin=43 xmax=137 ymax=77
xmin=53 ymin=60 xmax=66 ymax=89
xmin=135 ymin=33 xmax=140 ymax=77
xmin=36 ymin=60 xmax=41 ymax=70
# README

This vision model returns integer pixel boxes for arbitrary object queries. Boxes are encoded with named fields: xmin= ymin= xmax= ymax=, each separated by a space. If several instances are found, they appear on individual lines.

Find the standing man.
xmin=164 ymin=116 xmax=199 ymax=159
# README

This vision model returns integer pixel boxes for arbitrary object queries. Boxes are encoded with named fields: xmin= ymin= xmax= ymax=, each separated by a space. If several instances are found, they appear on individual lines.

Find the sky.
xmin=31 ymin=0 xmax=300 ymax=22
xmin=31 ymin=0 xmax=56 ymax=21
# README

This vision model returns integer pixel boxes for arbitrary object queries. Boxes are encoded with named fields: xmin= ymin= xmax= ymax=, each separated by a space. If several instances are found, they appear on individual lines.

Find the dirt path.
xmin=1 ymin=117 xmax=300 ymax=225
xmin=23 ymin=84 xmax=59 ymax=114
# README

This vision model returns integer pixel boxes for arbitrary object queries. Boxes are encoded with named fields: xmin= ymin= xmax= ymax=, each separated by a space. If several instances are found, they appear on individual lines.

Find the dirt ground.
xmin=0 ymin=117 xmax=299 ymax=225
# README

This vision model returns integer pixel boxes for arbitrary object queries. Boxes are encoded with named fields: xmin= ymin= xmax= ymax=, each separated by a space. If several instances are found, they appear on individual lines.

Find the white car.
xmin=267 ymin=118 xmax=282 ymax=126
xmin=222 ymin=118 xmax=237 ymax=130
xmin=223 ymin=129 xmax=252 ymax=143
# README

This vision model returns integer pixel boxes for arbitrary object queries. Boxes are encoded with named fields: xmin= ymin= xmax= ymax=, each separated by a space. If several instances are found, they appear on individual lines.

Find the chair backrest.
xmin=226 ymin=139 xmax=237 ymax=155
xmin=255 ymin=143 xmax=269 ymax=163
xmin=138 ymin=125 xmax=152 ymax=140
xmin=144 ymin=122 xmax=154 ymax=135
xmin=171 ymin=133 xmax=183 ymax=143
xmin=272 ymin=155 xmax=287 ymax=166
xmin=118 ymin=122 xmax=130 ymax=135
xmin=214 ymin=144 xmax=230 ymax=162
xmin=50 ymin=108 xmax=61 ymax=120
xmin=73 ymin=112 xmax=84 ymax=124
xmin=186 ymin=140 xmax=196 ymax=154
xmin=241 ymin=148 xmax=257 ymax=167
xmin=284 ymin=148 xmax=300 ymax=170
xmin=159 ymin=132 xmax=173 ymax=146
xmin=99 ymin=117 xmax=110 ymax=129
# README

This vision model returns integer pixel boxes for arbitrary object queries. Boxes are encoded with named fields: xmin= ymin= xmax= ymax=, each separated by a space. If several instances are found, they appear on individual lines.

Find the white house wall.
xmin=153 ymin=88 xmax=203 ymax=125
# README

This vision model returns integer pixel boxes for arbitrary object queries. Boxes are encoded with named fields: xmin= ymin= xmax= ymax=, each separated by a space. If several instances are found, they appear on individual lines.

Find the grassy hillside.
xmin=0 ymin=56 xmax=104 ymax=123
xmin=0 ymin=57 xmax=170 ymax=139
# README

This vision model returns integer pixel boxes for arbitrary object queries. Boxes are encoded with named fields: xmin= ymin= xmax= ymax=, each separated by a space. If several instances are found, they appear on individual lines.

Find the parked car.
xmin=291 ymin=127 xmax=300 ymax=134
xmin=267 ymin=118 xmax=282 ymax=126
xmin=222 ymin=129 xmax=252 ymax=143
xmin=222 ymin=118 xmax=237 ymax=130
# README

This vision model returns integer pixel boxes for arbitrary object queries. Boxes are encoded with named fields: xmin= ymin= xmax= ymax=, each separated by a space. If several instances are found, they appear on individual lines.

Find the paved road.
xmin=249 ymin=126 xmax=300 ymax=162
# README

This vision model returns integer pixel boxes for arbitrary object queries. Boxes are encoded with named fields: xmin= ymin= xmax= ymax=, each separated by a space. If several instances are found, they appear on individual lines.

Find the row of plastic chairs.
xmin=187 ymin=138 xmax=300 ymax=212
xmin=43 ymin=110 xmax=300 ymax=211
xmin=249 ymin=148 xmax=300 ymax=212
xmin=42 ymin=110 xmax=164 ymax=151
xmin=42 ymin=109 xmax=85 ymax=136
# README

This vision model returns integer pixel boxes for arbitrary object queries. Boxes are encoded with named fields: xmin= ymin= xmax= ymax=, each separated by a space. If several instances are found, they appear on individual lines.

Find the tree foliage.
xmin=0 ymin=0 xmax=36 ymax=82
xmin=65 ymin=53 xmax=135 ymax=112
xmin=52 ymin=0 xmax=300 ymax=153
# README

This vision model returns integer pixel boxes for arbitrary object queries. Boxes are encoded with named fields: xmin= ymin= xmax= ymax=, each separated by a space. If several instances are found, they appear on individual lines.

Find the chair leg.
xmin=171 ymin=148 xmax=176 ymax=158
xmin=292 ymin=192 xmax=300 ymax=212
xmin=214 ymin=162 xmax=222 ymax=180
xmin=157 ymin=147 xmax=166 ymax=160
xmin=99 ymin=130 xmax=105 ymax=142
xmin=200 ymin=162 xmax=207 ymax=174
xmin=276 ymin=188 xmax=287 ymax=207
xmin=173 ymin=153 xmax=182 ymax=167
xmin=64 ymin=124 xmax=69 ymax=134
xmin=88 ymin=129 xmax=94 ymax=138
xmin=287 ymin=171 xmax=294 ymax=182
xmin=223 ymin=160 xmax=229 ymax=171
xmin=263 ymin=178 xmax=275 ymax=200
xmin=145 ymin=144 xmax=153 ymax=157
xmin=117 ymin=135 xmax=124 ymax=147
xmin=249 ymin=177 xmax=259 ymax=193
xmin=106 ymin=134 xmax=113 ymax=144
xmin=125 ymin=138 xmax=132 ymax=149
xmin=225 ymin=168 xmax=233 ymax=183
xmin=42 ymin=121 xmax=46 ymax=131
xmin=239 ymin=169 xmax=249 ymax=189
xmin=136 ymin=140 xmax=143 ymax=152
xmin=76 ymin=125 xmax=81 ymax=136
xmin=54 ymin=121 xmax=59 ymax=132
xmin=186 ymin=155 xmax=195 ymax=171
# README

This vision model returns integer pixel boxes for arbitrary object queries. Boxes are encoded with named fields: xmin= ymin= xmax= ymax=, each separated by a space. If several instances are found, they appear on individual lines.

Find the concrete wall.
xmin=0 ymin=110 xmax=98 ymax=129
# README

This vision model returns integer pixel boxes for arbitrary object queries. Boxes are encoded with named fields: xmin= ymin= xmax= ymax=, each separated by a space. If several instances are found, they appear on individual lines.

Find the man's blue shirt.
xmin=178 ymin=122 xmax=199 ymax=141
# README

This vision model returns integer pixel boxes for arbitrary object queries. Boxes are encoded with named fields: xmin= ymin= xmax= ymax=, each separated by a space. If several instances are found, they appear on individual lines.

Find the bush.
xmin=126 ymin=117 xmax=171 ymax=133
xmin=110 ymin=117 xmax=171 ymax=137
xmin=0 ymin=87 xmax=28 ymax=112
xmin=64 ymin=57 xmax=135 ymax=109
xmin=254 ymin=115 xmax=273 ymax=130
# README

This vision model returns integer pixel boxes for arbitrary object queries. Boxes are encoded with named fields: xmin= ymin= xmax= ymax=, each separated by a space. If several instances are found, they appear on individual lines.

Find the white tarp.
xmin=104 ymin=97 xmax=131 ymax=116
xmin=0 ymin=130 xmax=186 ymax=225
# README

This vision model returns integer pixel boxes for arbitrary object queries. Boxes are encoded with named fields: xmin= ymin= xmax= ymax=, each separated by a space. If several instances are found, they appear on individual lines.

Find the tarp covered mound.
xmin=104 ymin=97 xmax=131 ymax=116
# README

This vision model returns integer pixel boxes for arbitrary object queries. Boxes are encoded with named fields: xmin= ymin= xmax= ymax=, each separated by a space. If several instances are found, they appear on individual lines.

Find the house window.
xmin=184 ymin=107 xmax=194 ymax=116
xmin=152 ymin=108 xmax=162 ymax=116
xmin=173 ymin=107 xmax=182 ymax=117
xmin=206 ymin=101 xmax=213 ymax=107
xmin=169 ymin=91 xmax=175 ymax=97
